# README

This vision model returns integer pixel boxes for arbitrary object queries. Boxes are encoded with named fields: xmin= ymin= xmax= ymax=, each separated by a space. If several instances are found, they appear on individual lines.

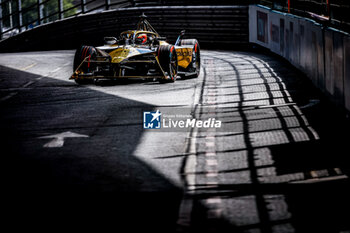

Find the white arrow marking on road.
xmin=38 ymin=131 xmax=89 ymax=148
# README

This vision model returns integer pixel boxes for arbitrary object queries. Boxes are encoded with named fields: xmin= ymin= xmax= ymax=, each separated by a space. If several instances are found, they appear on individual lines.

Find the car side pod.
xmin=179 ymin=39 xmax=200 ymax=78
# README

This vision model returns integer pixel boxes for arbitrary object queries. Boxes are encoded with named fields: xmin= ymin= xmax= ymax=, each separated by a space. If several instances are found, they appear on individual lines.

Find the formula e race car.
xmin=70 ymin=14 xmax=200 ymax=84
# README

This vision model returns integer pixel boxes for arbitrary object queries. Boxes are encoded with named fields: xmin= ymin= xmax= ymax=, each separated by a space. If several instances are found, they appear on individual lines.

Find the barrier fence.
xmin=0 ymin=0 xmax=132 ymax=39
xmin=2 ymin=1 xmax=349 ymax=41
xmin=259 ymin=0 xmax=350 ymax=32
xmin=0 ymin=5 xmax=250 ymax=52
xmin=249 ymin=4 xmax=350 ymax=112
xmin=0 ymin=0 xmax=257 ymax=40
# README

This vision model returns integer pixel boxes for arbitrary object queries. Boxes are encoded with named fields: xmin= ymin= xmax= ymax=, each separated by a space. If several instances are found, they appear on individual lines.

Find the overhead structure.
xmin=136 ymin=13 xmax=159 ymax=36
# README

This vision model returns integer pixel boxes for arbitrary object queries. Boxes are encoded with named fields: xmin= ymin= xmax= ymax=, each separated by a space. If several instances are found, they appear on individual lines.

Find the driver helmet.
xmin=137 ymin=34 xmax=147 ymax=44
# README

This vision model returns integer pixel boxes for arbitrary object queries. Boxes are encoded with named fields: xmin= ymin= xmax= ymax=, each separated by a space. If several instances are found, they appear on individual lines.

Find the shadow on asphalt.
xmin=206 ymin=51 xmax=349 ymax=232
xmin=0 ymin=65 xmax=183 ymax=232
xmin=177 ymin=51 xmax=350 ymax=233
xmin=1 ymin=47 xmax=350 ymax=233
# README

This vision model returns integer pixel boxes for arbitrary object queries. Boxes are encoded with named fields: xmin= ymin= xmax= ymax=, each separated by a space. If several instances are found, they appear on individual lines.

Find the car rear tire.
xmin=180 ymin=39 xmax=200 ymax=78
xmin=73 ymin=45 xmax=97 ymax=84
xmin=158 ymin=45 xmax=178 ymax=83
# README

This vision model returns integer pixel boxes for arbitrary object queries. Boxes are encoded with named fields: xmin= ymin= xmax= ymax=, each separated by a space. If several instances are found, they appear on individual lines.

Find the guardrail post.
xmin=58 ymin=0 xmax=63 ymax=19
xmin=38 ymin=0 xmax=43 ymax=25
xmin=288 ymin=0 xmax=290 ymax=13
xmin=17 ymin=0 xmax=22 ymax=32
xmin=327 ymin=0 xmax=331 ymax=20
xmin=105 ymin=0 xmax=110 ymax=10
xmin=0 ymin=0 xmax=3 ymax=40
xmin=81 ymin=0 xmax=86 ymax=14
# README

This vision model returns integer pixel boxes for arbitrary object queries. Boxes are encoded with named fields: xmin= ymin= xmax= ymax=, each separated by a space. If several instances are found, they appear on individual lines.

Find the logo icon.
xmin=143 ymin=110 xmax=161 ymax=129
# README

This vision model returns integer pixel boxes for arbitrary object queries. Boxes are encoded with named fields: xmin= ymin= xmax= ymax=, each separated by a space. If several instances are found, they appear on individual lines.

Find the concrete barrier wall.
xmin=324 ymin=29 xmax=334 ymax=96
xmin=249 ymin=5 xmax=350 ymax=112
xmin=0 ymin=6 xmax=249 ymax=52
xmin=344 ymin=35 xmax=350 ymax=111
xmin=332 ymin=29 xmax=345 ymax=106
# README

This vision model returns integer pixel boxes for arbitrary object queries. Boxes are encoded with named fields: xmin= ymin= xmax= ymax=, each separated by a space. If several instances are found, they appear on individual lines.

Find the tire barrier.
xmin=249 ymin=5 xmax=350 ymax=113
xmin=0 ymin=5 xmax=249 ymax=52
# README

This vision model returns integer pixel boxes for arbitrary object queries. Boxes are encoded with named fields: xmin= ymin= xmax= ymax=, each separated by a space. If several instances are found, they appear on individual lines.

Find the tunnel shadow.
xmin=0 ymin=64 xmax=185 ymax=232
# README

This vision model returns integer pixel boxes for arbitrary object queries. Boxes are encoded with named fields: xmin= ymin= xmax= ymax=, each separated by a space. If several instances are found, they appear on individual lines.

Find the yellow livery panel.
xmin=176 ymin=47 xmax=193 ymax=69
xmin=109 ymin=47 xmax=141 ymax=63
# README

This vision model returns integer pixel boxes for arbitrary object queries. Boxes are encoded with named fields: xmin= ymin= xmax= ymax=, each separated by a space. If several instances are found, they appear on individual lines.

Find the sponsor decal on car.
xmin=176 ymin=49 xmax=192 ymax=57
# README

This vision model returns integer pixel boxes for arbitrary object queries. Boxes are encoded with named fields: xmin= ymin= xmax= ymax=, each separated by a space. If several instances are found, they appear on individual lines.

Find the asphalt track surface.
xmin=1 ymin=50 xmax=349 ymax=233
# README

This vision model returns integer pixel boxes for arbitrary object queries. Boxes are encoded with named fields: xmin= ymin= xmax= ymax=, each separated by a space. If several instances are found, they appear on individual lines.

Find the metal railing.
xmin=258 ymin=0 xmax=350 ymax=32
xmin=0 ymin=0 xmax=133 ymax=40
xmin=1 ymin=0 xmax=348 ymax=41
xmin=0 ymin=0 xmax=258 ymax=40
xmin=259 ymin=0 xmax=330 ymax=16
